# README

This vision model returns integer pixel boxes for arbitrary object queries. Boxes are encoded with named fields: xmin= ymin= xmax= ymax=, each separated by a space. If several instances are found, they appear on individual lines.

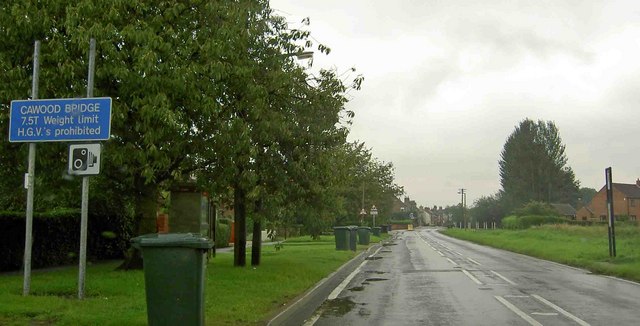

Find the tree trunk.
xmin=233 ymin=185 xmax=246 ymax=267
xmin=117 ymin=184 xmax=159 ymax=270
xmin=251 ymin=218 xmax=261 ymax=266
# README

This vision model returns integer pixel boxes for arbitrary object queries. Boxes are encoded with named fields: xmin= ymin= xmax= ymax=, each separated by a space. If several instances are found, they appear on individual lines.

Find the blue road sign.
xmin=9 ymin=97 xmax=112 ymax=142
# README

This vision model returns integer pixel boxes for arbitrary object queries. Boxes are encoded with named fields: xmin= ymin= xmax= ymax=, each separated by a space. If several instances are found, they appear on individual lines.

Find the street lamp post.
xmin=370 ymin=205 xmax=378 ymax=227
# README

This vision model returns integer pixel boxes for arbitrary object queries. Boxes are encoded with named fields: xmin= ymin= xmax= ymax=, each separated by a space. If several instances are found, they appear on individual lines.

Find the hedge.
xmin=502 ymin=215 xmax=568 ymax=229
xmin=0 ymin=209 xmax=133 ymax=272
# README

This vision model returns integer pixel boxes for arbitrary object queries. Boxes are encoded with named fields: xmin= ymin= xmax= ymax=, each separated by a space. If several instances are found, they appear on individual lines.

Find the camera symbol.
xmin=72 ymin=148 xmax=98 ymax=171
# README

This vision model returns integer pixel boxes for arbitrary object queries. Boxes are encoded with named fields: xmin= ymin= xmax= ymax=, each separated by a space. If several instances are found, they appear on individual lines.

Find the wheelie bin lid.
xmin=131 ymin=233 xmax=213 ymax=249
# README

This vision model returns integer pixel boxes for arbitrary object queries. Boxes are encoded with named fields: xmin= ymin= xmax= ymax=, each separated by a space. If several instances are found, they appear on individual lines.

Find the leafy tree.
xmin=470 ymin=194 xmax=505 ymax=224
xmin=513 ymin=200 xmax=559 ymax=217
xmin=335 ymin=142 xmax=403 ymax=227
xmin=0 ymin=0 xmax=257 ymax=268
xmin=499 ymin=119 xmax=579 ymax=213
xmin=577 ymin=187 xmax=597 ymax=207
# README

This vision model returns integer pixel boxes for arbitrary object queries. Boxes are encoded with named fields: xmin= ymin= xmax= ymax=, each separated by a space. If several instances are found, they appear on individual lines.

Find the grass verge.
xmin=0 ymin=235 xmax=377 ymax=325
xmin=442 ymin=224 xmax=640 ymax=282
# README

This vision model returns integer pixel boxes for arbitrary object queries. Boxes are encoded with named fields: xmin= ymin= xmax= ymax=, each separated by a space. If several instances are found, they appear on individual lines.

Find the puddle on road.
xmin=348 ymin=286 xmax=365 ymax=292
xmin=364 ymin=270 xmax=386 ymax=275
xmin=380 ymin=250 xmax=392 ymax=253
xmin=320 ymin=297 xmax=357 ymax=316
xmin=382 ymin=242 xmax=397 ymax=247
xmin=364 ymin=277 xmax=388 ymax=282
xmin=365 ymin=256 xmax=383 ymax=261
xmin=358 ymin=307 xmax=372 ymax=316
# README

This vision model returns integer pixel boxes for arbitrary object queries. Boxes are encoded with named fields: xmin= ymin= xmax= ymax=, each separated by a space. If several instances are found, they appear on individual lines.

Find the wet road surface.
xmin=305 ymin=227 xmax=640 ymax=325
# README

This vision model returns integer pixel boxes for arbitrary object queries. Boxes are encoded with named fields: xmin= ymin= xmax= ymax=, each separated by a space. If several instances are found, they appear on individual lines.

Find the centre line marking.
xmin=532 ymin=294 xmax=591 ymax=326
xmin=446 ymin=258 xmax=458 ymax=265
xmin=531 ymin=312 xmax=559 ymax=316
xmin=462 ymin=269 xmax=482 ymax=285
xmin=467 ymin=257 xmax=482 ymax=265
xmin=495 ymin=296 xmax=543 ymax=326
xmin=436 ymin=250 xmax=445 ymax=256
xmin=491 ymin=270 xmax=517 ymax=285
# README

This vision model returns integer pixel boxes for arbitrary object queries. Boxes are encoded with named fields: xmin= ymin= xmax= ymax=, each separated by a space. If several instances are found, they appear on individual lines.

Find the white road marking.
xmin=491 ymin=270 xmax=517 ymax=285
xmin=302 ymin=313 xmax=321 ymax=326
xmin=467 ymin=257 xmax=482 ymax=265
xmin=504 ymin=295 xmax=529 ymax=298
xmin=446 ymin=258 xmax=458 ymax=266
xmin=462 ymin=269 xmax=483 ymax=285
xmin=327 ymin=246 xmax=383 ymax=300
xmin=495 ymin=296 xmax=543 ymax=326
xmin=531 ymin=312 xmax=559 ymax=316
xmin=453 ymin=250 xmax=464 ymax=256
xmin=436 ymin=250 xmax=445 ymax=257
xmin=532 ymin=294 xmax=591 ymax=326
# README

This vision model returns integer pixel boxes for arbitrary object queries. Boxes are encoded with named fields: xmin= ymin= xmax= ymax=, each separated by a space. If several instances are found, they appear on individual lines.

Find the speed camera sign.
xmin=68 ymin=143 xmax=101 ymax=175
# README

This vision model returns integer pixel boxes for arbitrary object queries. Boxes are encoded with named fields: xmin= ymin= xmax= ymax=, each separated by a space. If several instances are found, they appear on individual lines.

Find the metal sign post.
xmin=370 ymin=205 xmax=378 ymax=227
xmin=77 ymin=38 xmax=97 ymax=300
xmin=605 ymin=167 xmax=616 ymax=257
xmin=22 ymin=40 xmax=40 ymax=296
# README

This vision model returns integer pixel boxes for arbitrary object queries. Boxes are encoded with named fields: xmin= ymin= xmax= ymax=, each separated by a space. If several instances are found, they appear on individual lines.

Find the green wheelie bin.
xmin=372 ymin=227 xmax=381 ymax=237
xmin=132 ymin=233 xmax=213 ymax=326
xmin=357 ymin=226 xmax=371 ymax=245
xmin=333 ymin=226 xmax=351 ymax=250
xmin=348 ymin=226 xmax=358 ymax=251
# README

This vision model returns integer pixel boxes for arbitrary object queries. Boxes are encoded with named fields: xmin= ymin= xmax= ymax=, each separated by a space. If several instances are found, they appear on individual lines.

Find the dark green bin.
xmin=333 ymin=226 xmax=351 ymax=250
xmin=348 ymin=226 xmax=358 ymax=251
xmin=372 ymin=227 xmax=381 ymax=237
xmin=357 ymin=227 xmax=371 ymax=245
xmin=132 ymin=233 xmax=213 ymax=326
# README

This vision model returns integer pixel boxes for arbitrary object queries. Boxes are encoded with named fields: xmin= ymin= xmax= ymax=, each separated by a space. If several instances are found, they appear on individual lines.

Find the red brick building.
xmin=576 ymin=179 xmax=640 ymax=221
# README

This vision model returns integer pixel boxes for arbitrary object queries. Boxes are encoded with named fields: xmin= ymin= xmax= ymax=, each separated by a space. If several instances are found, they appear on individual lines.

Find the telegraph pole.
xmin=458 ymin=188 xmax=466 ymax=228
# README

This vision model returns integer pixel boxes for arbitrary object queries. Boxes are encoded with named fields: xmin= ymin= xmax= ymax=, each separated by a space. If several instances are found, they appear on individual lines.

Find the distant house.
xmin=550 ymin=203 xmax=576 ymax=219
xmin=576 ymin=179 xmax=640 ymax=222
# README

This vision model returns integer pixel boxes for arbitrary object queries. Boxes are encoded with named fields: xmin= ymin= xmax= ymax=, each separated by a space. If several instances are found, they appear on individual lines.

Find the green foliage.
xmin=514 ymin=201 xmax=559 ymax=217
xmin=0 ymin=0 xmax=400 ymax=269
xmin=471 ymin=194 xmax=505 ymax=223
xmin=578 ymin=187 xmax=597 ymax=205
xmin=0 ymin=209 xmax=132 ymax=271
xmin=214 ymin=222 xmax=230 ymax=249
xmin=501 ymin=214 xmax=568 ymax=229
xmin=499 ymin=119 xmax=579 ymax=213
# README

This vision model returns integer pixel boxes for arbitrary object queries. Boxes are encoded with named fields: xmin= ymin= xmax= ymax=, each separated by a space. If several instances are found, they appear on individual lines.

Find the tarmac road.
xmin=299 ymin=227 xmax=640 ymax=326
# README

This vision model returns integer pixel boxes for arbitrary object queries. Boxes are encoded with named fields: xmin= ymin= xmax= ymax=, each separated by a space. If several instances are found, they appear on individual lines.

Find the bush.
xmin=501 ymin=215 xmax=568 ymax=229
xmin=0 ymin=209 xmax=133 ymax=272
xmin=514 ymin=201 xmax=558 ymax=217
xmin=215 ymin=222 xmax=230 ymax=248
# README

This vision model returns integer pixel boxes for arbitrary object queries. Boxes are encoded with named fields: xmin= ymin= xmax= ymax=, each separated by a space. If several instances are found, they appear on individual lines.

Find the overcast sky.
xmin=270 ymin=0 xmax=640 ymax=208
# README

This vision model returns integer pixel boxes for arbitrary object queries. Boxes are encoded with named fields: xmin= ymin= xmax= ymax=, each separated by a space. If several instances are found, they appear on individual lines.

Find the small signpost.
xmin=370 ymin=205 xmax=378 ymax=227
